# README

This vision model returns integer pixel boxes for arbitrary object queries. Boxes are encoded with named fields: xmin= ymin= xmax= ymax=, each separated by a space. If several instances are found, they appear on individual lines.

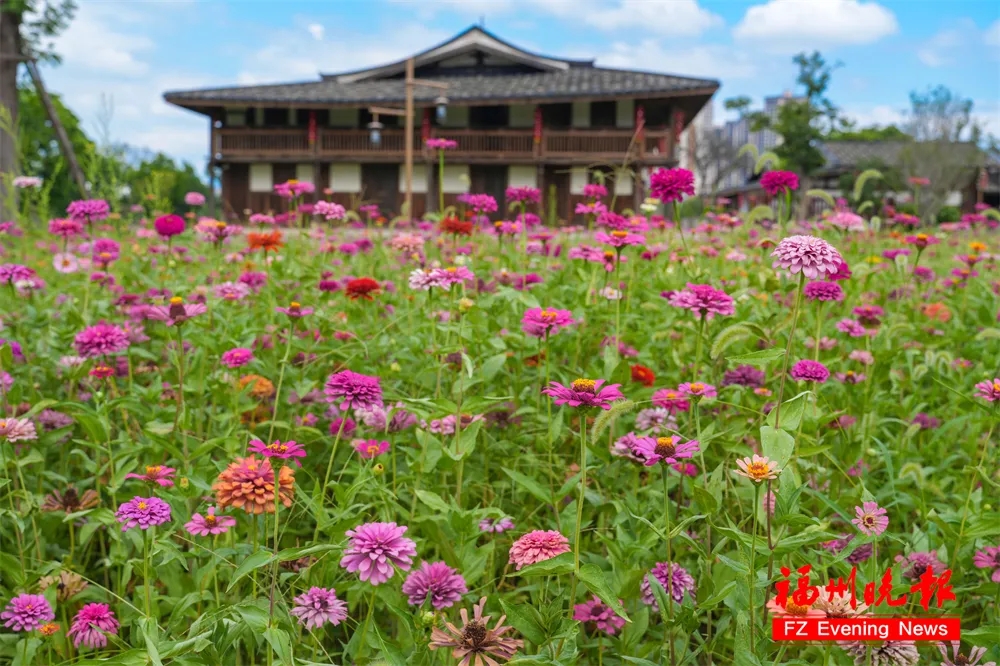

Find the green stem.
xmin=694 ymin=314 xmax=706 ymax=380
xmin=267 ymin=320 xmax=296 ymax=443
xmin=773 ymin=273 xmax=805 ymax=429
xmin=663 ymin=466 xmax=675 ymax=666
xmin=570 ymin=414 xmax=587 ymax=606
xmin=813 ymin=303 xmax=823 ymax=363
xmin=750 ymin=483 xmax=761 ymax=659
xmin=144 ymin=527 xmax=153 ymax=618
xmin=314 ymin=417 xmax=348 ymax=543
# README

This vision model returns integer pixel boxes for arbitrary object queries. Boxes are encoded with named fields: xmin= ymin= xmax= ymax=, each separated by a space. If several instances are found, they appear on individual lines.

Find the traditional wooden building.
xmin=164 ymin=26 xmax=718 ymax=221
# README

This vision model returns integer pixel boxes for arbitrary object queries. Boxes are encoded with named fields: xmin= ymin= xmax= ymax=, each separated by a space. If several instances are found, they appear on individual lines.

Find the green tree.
xmin=827 ymin=125 xmax=911 ymax=142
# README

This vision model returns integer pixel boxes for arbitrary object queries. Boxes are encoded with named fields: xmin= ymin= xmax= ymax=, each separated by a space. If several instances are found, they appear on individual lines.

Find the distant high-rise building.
xmin=718 ymin=91 xmax=804 ymax=190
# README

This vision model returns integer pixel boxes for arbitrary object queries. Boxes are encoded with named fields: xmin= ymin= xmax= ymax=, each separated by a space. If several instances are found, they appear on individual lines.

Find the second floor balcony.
xmin=211 ymin=127 xmax=677 ymax=164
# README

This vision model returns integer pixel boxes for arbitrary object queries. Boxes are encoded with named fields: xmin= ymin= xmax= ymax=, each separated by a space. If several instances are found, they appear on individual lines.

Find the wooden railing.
xmin=213 ymin=127 xmax=674 ymax=161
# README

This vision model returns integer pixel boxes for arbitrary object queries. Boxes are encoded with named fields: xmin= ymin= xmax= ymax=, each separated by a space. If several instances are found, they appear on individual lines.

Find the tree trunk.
xmin=25 ymin=58 xmax=87 ymax=194
xmin=0 ymin=2 xmax=23 ymax=216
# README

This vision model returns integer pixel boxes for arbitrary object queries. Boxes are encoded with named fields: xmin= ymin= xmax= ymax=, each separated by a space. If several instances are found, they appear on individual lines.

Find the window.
xmin=541 ymin=103 xmax=572 ymax=128
xmin=225 ymin=108 xmax=246 ymax=127
xmin=263 ymin=108 xmax=290 ymax=127
xmin=328 ymin=108 xmax=357 ymax=128
xmin=295 ymin=164 xmax=314 ymax=184
xmin=442 ymin=165 xmax=470 ymax=193
xmin=469 ymin=105 xmax=509 ymax=129
xmin=509 ymin=105 xmax=534 ymax=128
xmin=398 ymin=164 xmax=428 ymax=193
xmin=616 ymin=99 xmax=635 ymax=128
xmin=590 ymin=101 xmax=616 ymax=128
xmin=572 ymin=102 xmax=590 ymax=128
xmin=249 ymin=163 xmax=273 ymax=192
xmin=570 ymin=167 xmax=589 ymax=195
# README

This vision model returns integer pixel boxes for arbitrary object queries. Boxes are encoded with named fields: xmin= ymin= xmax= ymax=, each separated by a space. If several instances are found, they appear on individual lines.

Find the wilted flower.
xmin=430 ymin=596 xmax=523 ymax=665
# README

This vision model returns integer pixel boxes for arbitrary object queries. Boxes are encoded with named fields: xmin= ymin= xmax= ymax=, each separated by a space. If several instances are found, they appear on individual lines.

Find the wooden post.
xmin=25 ymin=59 xmax=87 ymax=195
xmin=404 ymin=57 xmax=414 ymax=222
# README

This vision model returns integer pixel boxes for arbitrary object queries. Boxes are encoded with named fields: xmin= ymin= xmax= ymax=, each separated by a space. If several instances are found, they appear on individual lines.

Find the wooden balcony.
xmin=212 ymin=127 xmax=675 ymax=164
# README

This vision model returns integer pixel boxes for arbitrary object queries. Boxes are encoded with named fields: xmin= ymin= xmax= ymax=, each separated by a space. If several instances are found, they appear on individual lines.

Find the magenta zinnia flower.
xmin=124 ymin=465 xmax=176 ymax=487
xmin=221 ymin=347 xmax=254 ymax=368
xmin=402 ymin=561 xmax=469 ymax=609
xmin=184 ymin=506 xmax=236 ymax=536
xmin=666 ymin=283 xmax=735 ymax=319
xmin=67 ymin=603 xmax=119 ymax=649
xmin=506 ymin=186 xmax=541 ymax=204
xmin=521 ymin=307 xmax=575 ymax=338
xmin=324 ymin=369 xmax=383 ymax=411
xmin=677 ymin=382 xmax=717 ymax=398
xmin=542 ymin=378 xmax=623 ymax=410
xmin=154 ymin=214 xmax=186 ymax=238
xmin=574 ymin=596 xmax=626 ymax=635
xmin=340 ymin=521 xmax=417 ymax=585
xmin=290 ymin=587 xmax=348 ymax=630
xmin=760 ymin=170 xmax=799 ymax=196
xmin=594 ymin=230 xmax=645 ymax=248
xmin=275 ymin=302 xmax=314 ymax=317
xmin=851 ymin=501 xmax=888 ymax=536
xmin=789 ymin=360 xmax=829 ymax=383
xmin=771 ymin=235 xmax=844 ymax=279
xmin=2 ymin=593 xmax=54 ymax=632
xmin=115 ymin=496 xmax=171 ymax=531
xmin=649 ymin=167 xmax=695 ymax=203
xmin=67 ymin=199 xmax=110 ymax=223
xmin=641 ymin=562 xmax=696 ymax=610
xmin=895 ymin=551 xmax=946 ymax=581
xmin=248 ymin=439 xmax=307 ymax=464
xmin=509 ymin=530 xmax=570 ymax=570
xmin=803 ymin=281 xmax=844 ymax=302
xmin=74 ymin=322 xmax=130 ymax=358
xmin=146 ymin=297 xmax=207 ymax=326
xmin=651 ymin=389 xmax=691 ymax=414
xmin=973 ymin=546 xmax=1000 ymax=583
xmin=974 ymin=378 xmax=1000 ymax=402
xmin=630 ymin=435 xmax=700 ymax=467
xmin=353 ymin=438 xmax=390 ymax=459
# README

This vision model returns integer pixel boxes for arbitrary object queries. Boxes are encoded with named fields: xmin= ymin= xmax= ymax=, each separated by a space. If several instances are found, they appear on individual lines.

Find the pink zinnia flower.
xmin=184 ymin=192 xmax=206 ymax=206
xmin=649 ymin=167 xmax=695 ymax=203
xmin=650 ymin=389 xmax=691 ymax=414
xmin=426 ymin=138 xmax=458 ymax=151
xmin=0 ymin=417 xmax=37 ymax=442
xmin=402 ymin=561 xmax=468 ymax=609
xmin=290 ymin=587 xmax=348 ymax=630
xmin=314 ymin=200 xmax=347 ymax=220
xmin=67 ymin=603 xmax=119 ymax=649
xmin=324 ymin=369 xmax=383 ymax=411
xmin=594 ymin=230 xmax=645 ymax=248
xmin=53 ymin=252 xmax=80 ymax=273
xmin=340 ymin=521 xmax=417 ymax=585
xmin=789 ymin=360 xmax=829 ymax=383
xmin=666 ymin=283 xmax=734 ymax=319
xmin=49 ymin=218 xmax=84 ymax=238
xmin=429 ymin=266 xmax=475 ymax=288
xmin=641 ymin=562 xmax=696 ymax=610
xmin=275 ymin=302 xmax=314 ymax=317
xmin=630 ymin=435 xmax=700 ymax=467
xmin=221 ymin=347 xmax=254 ymax=368
xmin=213 ymin=281 xmax=252 ymax=301
xmin=146 ymin=297 xmax=207 ymax=327
xmin=479 ymin=517 xmax=515 ymax=533
xmin=677 ymin=382 xmax=717 ymax=398
xmin=154 ymin=214 xmax=186 ymax=238
xmin=506 ymin=186 xmax=541 ymax=204
xmin=184 ymin=506 xmax=236 ymax=536
xmin=574 ymin=596 xmax=626 ymax=635
xmin=74 ymin=323 xmax=130 ymax=358
xmin=2 ymin=593 xmax=54 ymax=632
xmin=803 ymin=281 xmax=844 ymax=302
xmin=509 ymin=530 xmax=570 ymax=570
xmin=836 ymin=318 xmax=869 ymax=338
xmin=248 ymin=439 xmax=307 ymax=464
xmin=973 ymin=546 xmax=1000 ymax=583
xmin=771 ymin=235 xmax=843 ymax=279
xmin=353 ymin=438 xmax=390 ymax=459
xmin=125 ymin=465 xmax=176 ymax=487
xmin=91 ymin=238 xmax=120 ymax=266
xmin=974 ymin=378 xmax=1000 ymax=402
xmin=542 ymin=378 xmax=623 ymax=410
xmin=521 ymin=307 xmax=575 ymax=338
xmin=67 ymin=199 xmax=110 ymax=223
xmin=115 ymin=496 xmax=171 ymax=531
xmin=852 ymin=501 xmax=888 ymax=536
xmin=827 ymin=211 xmax=865 ymax=232
xmin=827 ymin=260 xmax=852 ymax=281
xmin=760 ymin=170 xmax=799 ymax=196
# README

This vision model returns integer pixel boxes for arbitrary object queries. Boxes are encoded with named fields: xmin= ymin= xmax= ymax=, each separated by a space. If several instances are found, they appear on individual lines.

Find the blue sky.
xmin=40 ymin=0 xmax=1000 ymax=170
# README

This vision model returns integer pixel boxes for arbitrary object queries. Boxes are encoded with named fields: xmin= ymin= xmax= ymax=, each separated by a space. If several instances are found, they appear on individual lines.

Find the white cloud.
xmin=53 ymin=3 xmax=154 ymax=76
xmin=842 ymin=100 xmax=1000 ymax=138
xmin=533 ymin=0 xmax=722 ymax=36
xmin=600 ymin=41 xmax=757 ymax=80
xmin=307 ymin=23 xmax=325 ymax=41
xmin=733 ymin=0 xmax=898 ymax=52
xmin=986 ymin=19 xmax=1000 ymax=47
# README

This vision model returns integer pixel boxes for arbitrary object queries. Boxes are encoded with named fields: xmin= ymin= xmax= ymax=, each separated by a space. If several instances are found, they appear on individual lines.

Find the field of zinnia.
xmin=0 ymin=169 xmax=998 ymax=666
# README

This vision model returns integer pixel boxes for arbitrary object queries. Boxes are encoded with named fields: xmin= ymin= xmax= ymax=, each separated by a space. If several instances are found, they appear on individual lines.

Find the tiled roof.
xmin=818 ymin=141 xmax=910 ymax=168
xmin=164 ymin=68 xmax=718 ymax=108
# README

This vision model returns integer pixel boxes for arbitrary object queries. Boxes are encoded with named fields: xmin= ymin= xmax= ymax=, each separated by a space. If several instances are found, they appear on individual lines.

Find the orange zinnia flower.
xmin=922 ymin=302 xmax=951 ymax=322
xmin=238 ymin=374 xmax=275 ymax=399
xmin=213 ymin=455 xmax=294 ymax=514
xmin=247 ymin=230 xmax=284 ymax=253
xmin=630 ymin=364 xmax=656 ymax=387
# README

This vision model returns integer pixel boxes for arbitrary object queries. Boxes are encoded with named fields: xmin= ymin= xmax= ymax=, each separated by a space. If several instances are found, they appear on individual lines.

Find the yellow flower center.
xmin=288 ymin=179 xmax=298 ymax=185
xmin=785 ymin=601 xmax=811 ymax=616
xmin=366 ymin=444 xmax=381 ymax=456
xmin=611 ymin=230 xmax=628 ymax=239
xmin=205 ymin=514 xmax=216 ymax=524
xmin=690 ymin=383 xmax=705 ymax=393
xmin=99 ymin=252 xmax=112 ymax=260
xmin=654 ymin=437 xmax=677 ymax=458
xmin=146 ymin=466 xmax=162 ymax=475
xmin=571 ymin=378 xmax=597 ymax=393
xmin=446 ymin=267 xmax=458 ymax=273
xmin=169 ymin=296 xmax=183 ymax=305
xmin=745 ymin=461 xmax=772 ymax=480
xmin=540 ymin=309 xmax=558 ymax=322
xmin=916 ymin=234 xmax=929 ymax=242
xmin=137 ymin=501 xmax=148 ymax=510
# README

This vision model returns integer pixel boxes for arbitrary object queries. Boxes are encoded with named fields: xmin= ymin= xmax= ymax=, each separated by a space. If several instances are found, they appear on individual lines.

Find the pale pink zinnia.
xmin=771 ymin=235 xmax=844 ymax=279
xmin=340 ymin=521 xmax=417 ymax=585
xmin=851 ymin=501 xmax=889 ymax=536
xmin=509 ymin=530 xmax=570 ymax=570
xmin=974 ymin=378 xmax=1000 ymax=402
xmin=677 ymin=382 xmax=717 ymax=399
xmin=290 ymin=587 xmax=348 ymax=630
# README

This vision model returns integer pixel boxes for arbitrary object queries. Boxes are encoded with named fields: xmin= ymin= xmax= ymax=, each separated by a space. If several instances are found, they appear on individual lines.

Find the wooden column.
xmin=403 ymin=57 xmax=415 ymax=221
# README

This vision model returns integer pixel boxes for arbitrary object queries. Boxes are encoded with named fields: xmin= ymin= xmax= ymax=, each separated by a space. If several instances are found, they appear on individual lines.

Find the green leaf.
xmin=852 ymin=168 xmax=883 ymax=202
xmin=727 ymin=348 xmax=784 ymax=367
xmin=700 ymin=580 xmax=737 ymax=608
xmin=145 ymin=421 xmax=175 ymax=435
xmin=806 ymin=189 xmax=836 ymax=208
xmin=274 ymin=544 xmax=338 ymax=562
xmin=745 ymin=205 xmax=775 ymax=225
xmin=710 ymin=324 xmax=752 ymax=360
xmin=502 ymin=467 xmax=552 ymax=504
xmin=515 ymin=551 xmax=574 ymax=576
xmin=577 ymin=564 xmax=630 ymax=621
xmin=0 ymin=344 xmax=12 ymax=369
xmin=227 ymin=550 xmax=273 ymax=592
xmin=602 ymin=343 xmax=619 ymax=379
xmin=754 ymin=151 xmax=779 ymax=175
xmin=262 ymin=627 xmax=294 ymax=666
xmin=139 ymin=618 xmax=164 ymax=666
xmin=480 ymin=353 xmax=507 ymax=381
xmin=760 ymin=426 xmax=795 ymax=470
xmin=499 ymin=598 xmax=547 ymax=645
xmin=764 ymin=391 xmax=811 ymax=431
xmin=415 ymin=489 xmax=451 ymax=515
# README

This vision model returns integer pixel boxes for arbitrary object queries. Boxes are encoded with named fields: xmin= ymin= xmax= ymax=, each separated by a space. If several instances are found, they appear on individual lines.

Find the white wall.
xmin=295 ymin=164 xmax=314 ymax=184
xmin=330 ymin=163 xmax=361 ymax=193
xmin=509 ymin=105 xmax=535 ymax=128
xmin=570 ymin=167 xmax=589 ymax=195
xmin=249 ymin=163 xmax=273 ymax=192
xmin=399 ymin=164 xmax=428 ymax=193
xmin=616 ymin=99 xmax=635 ymax=129
xmin=442 ymin=165 xmax=470 ymax=193
xmin=615 ymin=168 xmax=633 ymax=196
xmin=508 ymin=165 xmax=537 ymax=189
xmin=572 ymin=102 xmax=590 ymax=129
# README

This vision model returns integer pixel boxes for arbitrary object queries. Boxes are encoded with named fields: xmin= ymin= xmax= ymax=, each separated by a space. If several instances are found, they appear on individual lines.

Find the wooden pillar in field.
xmin=632 ymin=166 xmax=643 ymax=212
xmin=536 ymin=163 xmax=546 ymax=225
